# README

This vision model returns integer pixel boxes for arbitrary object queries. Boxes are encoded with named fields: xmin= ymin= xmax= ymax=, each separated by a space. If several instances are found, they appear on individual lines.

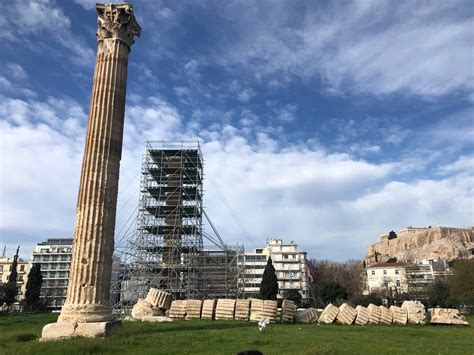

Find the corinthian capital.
xmin=96 ymin=3 xmax=141 ymax=49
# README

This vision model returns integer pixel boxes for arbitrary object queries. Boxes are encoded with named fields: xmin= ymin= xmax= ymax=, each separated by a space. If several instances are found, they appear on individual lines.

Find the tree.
xmin=427 ymin=278 xmax=450 ymax=308
xmin=259 ymin=257 xmax=278 ymax=300
xmin=355 ymin=293 xmax=383 ymax=307
xmin=283 ymin=289 xmax=302 ymax=307
xmin=312 ymin=281 xmax=348 ymax=307
xmin=0 ymin=246 xmax=20 ymax=310
xmin=449 ymin=259 xmax=474 ymax=305
xmin=24 ymin=264 xmax=43 ymax=312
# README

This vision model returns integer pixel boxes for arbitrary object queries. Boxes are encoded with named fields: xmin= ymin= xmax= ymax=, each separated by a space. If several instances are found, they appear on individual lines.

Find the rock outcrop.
xmin=365 ymin=226 xmax=474 ymax=264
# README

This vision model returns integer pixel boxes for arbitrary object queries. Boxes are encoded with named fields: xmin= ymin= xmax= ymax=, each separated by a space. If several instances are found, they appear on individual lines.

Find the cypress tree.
xmin=259 ymin=257 xmax=278 ymax=300
xmin=25 ymin=263 xmax=43 ymax=312
xmin=2 ymin=246 xmax=20 ymax=309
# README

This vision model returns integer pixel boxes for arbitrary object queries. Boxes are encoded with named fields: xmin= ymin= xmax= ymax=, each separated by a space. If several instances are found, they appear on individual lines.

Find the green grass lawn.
xmin=0 ymin=313 xmax=472 ymax=355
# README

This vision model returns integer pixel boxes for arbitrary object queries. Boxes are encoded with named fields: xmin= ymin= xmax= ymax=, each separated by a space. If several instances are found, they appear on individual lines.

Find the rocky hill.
xmin=365 ymin=226 xmax=474 ymax=264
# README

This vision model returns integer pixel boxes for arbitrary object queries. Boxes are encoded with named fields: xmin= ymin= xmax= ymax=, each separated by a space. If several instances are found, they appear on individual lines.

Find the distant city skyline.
xmin=1 ymin=1 xmax=473 ymax=261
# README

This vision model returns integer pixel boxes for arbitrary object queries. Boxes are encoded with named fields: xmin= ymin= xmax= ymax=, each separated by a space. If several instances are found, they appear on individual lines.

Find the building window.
xmin=371 ymin=270 xmax=375 ymax=275
xmin=395 ymin=269 xmax=399 ymax=275
xmin=383 ymin=270 xmax=387 ymax=275
xmin=396 ymin=280 xmax=400 ymax=287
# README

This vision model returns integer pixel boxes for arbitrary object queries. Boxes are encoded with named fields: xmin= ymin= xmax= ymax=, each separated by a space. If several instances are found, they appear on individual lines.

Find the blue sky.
xmin=0 ymin=0 xmax=473 ymax=261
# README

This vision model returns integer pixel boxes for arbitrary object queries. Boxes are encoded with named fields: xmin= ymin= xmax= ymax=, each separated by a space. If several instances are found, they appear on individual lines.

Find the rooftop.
xmin=367 ymin=262 xmax=405 ymax=268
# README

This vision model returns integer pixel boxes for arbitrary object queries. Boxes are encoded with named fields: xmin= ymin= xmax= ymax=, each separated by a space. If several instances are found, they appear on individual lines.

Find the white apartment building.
xmin=0 ymin=256 xmax=29 ymax=305
xmin=30 ymin=238 xmax=73 ymax=310
xmin=366 ymin=258 xmax=452 ymax=298
xmin=240 ymin=239 xmax=310 ymax=302
xmin=366 ymin=262 xmax=407 ymax=294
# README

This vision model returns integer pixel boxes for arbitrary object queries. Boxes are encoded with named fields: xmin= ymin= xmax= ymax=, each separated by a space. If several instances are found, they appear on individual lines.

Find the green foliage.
xmin=356 ymin=293 xmax=383 ymax=307
xmin=1 ymin=249 xmax=20 ymax=308
xmin=283 ymin=289 xmax=302 ymax=307
xmin=259 ymin=257 xmax=278 ymax=300
xmin=313 ymin=281 xmax=348 ymax=307
xmin=386 ymin=257 xmax=397 ymax=263
xmin=388 ymin=231 xmax=398 ymax=240
xmin=24 ymin=264 xmax=44 ymax=312
xmin=427 ymin=279 xmax=450 ymax=308
xmin=449 ymin=259 xmax=474 ymax=305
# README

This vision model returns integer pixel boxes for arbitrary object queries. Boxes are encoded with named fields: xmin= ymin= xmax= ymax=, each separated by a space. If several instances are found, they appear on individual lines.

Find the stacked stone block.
xmin=336 ymin=303 xmax=357 ymax=325
xmin=169 ymin=300 xmax=187 ymax=319
xmin=249 ymin=298 xmax=264 ymax=322
xmin=185 ymin=300 xmax=203 ymax=320
xmin=281 ymin=300 xmax=297 ymax=323
xmin=235 ymin=299 xmax=251 ymax=321
xmin=215 ymin=299 xmax=236 ymax=320
xmin=144 ymin=288 xmax=172 ymax=310
xmin=367 ymin=303 xmax=381 ymax=324
xmin=379 ymin=306 xmax=393 ymax=324
xmin=262 ymin=300 xmax=278 ymax=322
xmin=201 ymin=299 xmax=216 ymax=320
xmin=355 ymin=306 xmax=370 ymax=325
xmin=390 ymin=306 xmax=407 ymax=325
xmin=318 ymin=303 xmax=339 ymax=324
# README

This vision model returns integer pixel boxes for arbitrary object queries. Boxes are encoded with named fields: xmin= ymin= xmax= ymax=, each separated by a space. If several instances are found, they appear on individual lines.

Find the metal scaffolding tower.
xmin=112 ymin=140 xmax=244 ymax=311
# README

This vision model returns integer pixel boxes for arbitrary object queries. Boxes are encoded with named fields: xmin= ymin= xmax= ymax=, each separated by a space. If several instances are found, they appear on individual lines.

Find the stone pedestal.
xmin=41 ymin=3 xmax=140 ymax=340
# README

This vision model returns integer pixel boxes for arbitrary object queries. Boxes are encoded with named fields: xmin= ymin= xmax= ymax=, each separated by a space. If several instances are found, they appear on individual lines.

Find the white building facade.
xmin=30 ymin=238 xmax=73 ymax=310
xmin=240 ymin=239 xmax=310 ymax=302
xmin=0 ymin=256 xmax=29 ymax=306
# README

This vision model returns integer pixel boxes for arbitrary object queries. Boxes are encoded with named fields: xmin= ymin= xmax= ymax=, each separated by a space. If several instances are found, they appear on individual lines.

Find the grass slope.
xmin=0 ymin=313 xmax=472 ymax=355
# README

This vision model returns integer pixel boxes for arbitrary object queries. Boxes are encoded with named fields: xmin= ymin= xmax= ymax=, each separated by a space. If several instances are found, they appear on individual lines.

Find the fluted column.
xmin=58 ymin=3 xmax=141 ymax=324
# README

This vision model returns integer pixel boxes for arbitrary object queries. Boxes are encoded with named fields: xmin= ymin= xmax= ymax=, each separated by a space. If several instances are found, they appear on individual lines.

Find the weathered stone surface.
xmin=249 ymin=298 xmax=264 ymax=322
xmin=295 ymin=308 xmax=319 ymax=324
xmin=43 ymin=4 xmax=140 ymax=339
xmin=402 ymin=301 xmax=426 ymax=324
xmin=379 ymin=306 xmax=393 ymax=324
xmin=262 ymin=300 xmax=278 ymax=322
xmin=75 ymin=321 xmax=122 ymax=338
xmin=56 ymin=3 xmax=140 ymax=327
xmin=123 ymin=316 xmax=138 ymax=322
xmin=367 ymin=304 xmax=381 ymax=324
xmin=390 ymin=306 xmax=407 ymax=325
xmin=365 ymin=226 xmax=473 ymax=264
xmin=144 ymin=288 xmax=172 ymax=310
xmin=429 ymin=308 xmax=469 ymax=325
xmin=169 ymin=300 xmax=187 ymax=319
xmin=201 ymin=299 xmax=216 ymax=320
xmin=142 ymin=316 xmax=173 ymax=323
xmin=336 ymin=303 xmax=357 ymax=325
xmin=281 ymin=300 xmax=297 ymax=323
xmin=235 ymin=299 xmax=251 ymax=321
xmin=318 ymin=304 xmax=339 ymax=324
xmin=355 ymin=306 xmax=369 ymax=325
xmin=185 ymin=299 xmax=203 ymax=320
xmin=41 ymin=322 xmax=76 ymax=341
xmin=215 ymin=299 xmax=236 ymax=320
xmin=131 ymin=299 xmax=164 ymax=320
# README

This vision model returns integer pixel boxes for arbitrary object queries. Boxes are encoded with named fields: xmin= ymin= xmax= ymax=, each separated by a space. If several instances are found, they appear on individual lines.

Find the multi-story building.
xmin=365 ymin=262 xmax=407 ymax=294
xmin=30 ymin=238 xmax=73 ymax=310
xmin=240 ymin=239 xmax=310 ymax=302
xmin=366 ymin=258 xmax=452 ymax=300
xmin=0 ymin=256 xmax=29 ymax=305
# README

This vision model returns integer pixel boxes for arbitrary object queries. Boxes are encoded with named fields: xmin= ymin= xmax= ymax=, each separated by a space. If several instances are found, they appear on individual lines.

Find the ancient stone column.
xmin=42 ymin=3 xmax=140 ymax=340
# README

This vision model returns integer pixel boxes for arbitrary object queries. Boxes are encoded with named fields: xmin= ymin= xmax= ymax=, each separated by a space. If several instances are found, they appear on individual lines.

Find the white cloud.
xmin=214 ymin=0 xmax=473 ymax=99
xmin=0 ymin=0 xmax=94 ymax=67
